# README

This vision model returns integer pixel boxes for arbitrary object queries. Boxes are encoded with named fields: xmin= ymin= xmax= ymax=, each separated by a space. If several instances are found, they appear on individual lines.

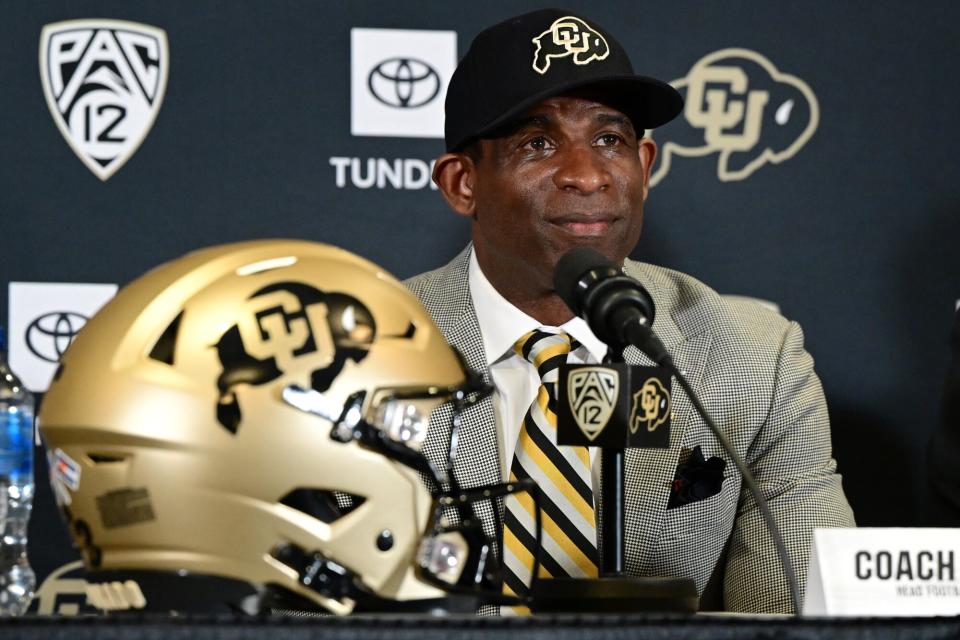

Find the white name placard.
xmin=803 ymin=528 xmax=960 ymax=616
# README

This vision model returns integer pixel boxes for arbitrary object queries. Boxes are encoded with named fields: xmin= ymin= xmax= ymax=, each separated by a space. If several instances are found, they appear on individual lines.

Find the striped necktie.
xmin=501 ymin=329 xmax=599 ymax=602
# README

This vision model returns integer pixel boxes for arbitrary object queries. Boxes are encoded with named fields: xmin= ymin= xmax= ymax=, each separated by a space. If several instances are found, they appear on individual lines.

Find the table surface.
xmin=3 ymin=613 xmax=960 ymax=640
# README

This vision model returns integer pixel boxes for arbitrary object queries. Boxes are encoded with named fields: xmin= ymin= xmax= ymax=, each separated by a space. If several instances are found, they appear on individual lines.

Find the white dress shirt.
xmin=467 ymin=248 xmax=609 ymax=483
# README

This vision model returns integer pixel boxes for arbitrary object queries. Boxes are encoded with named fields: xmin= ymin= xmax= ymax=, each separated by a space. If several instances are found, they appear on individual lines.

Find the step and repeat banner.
xmin=1 ymin=1 xmax=958 ymax=613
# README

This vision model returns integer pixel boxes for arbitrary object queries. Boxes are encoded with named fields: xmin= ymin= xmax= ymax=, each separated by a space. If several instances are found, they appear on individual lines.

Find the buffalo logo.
xmin=532 ymin=16 xmax=609 ymax=75
xmin=567 ymin=367 xmax=619 ymax=441
xmin=368 ymin=57 xmax=441 ymax=108
xmin=33 ymin=561 xmax=145 ymax=615
xmin=214 ymin=282 xmax=375 ymax=434
xmin=629 ymin=378 xmax=670 ymax=434
xmin=33 ymin=561 xmax=91 ymax=615
xmin=25 ymin=311 xmax=88 ymax=363
xmin=39 ymin=20 xmax=169 ymax=181
xmin=650 ymin=48 xmax=819 ymax=186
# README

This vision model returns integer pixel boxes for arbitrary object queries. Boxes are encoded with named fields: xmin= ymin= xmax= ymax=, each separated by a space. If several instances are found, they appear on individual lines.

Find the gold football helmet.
xmin=38 ymin=240 xmax=533 ymax=614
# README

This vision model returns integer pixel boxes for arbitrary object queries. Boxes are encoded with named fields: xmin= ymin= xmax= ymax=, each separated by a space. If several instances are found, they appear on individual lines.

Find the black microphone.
xmin=554 ymin=247 xmax=670 ymax=365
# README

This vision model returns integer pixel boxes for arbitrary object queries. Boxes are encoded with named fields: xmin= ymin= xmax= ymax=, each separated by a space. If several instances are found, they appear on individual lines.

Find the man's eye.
xmin=522 ymin=136 xmax=551 ymax=151
xmin=596 ymin=133 xmax=623 ymax=147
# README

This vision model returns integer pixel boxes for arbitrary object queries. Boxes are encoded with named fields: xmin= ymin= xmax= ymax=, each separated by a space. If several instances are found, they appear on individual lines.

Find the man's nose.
xmin=553 ymin=145 xmax=611 ymax=194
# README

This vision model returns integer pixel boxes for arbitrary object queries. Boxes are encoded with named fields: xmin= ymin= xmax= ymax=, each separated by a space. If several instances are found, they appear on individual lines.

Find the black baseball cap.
xmin=444 ymin=9 xmax=683 ymax=152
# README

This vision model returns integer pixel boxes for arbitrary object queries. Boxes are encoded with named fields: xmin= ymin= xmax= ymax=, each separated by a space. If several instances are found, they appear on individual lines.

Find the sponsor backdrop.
xmin=0 ymin=0 xmax=958 ymax=612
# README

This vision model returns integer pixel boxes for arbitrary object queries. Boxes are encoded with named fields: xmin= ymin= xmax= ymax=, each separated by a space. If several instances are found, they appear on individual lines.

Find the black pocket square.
xmin=667 ymin=445 xmax=726 ymax=510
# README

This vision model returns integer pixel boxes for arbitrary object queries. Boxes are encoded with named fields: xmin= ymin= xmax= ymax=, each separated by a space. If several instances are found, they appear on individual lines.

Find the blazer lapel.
xmin=616 ymin=261 xmax=714 ymax=571
xmin=417 ymin=247 xmax=503 ymax=539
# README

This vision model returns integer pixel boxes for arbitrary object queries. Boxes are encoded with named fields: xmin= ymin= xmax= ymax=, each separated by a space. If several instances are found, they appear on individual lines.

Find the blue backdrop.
xmin=1 ymin=0 xmax=958 ymax=603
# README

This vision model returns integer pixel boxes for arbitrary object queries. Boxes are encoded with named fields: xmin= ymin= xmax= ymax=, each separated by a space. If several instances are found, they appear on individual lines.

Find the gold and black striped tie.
xmin=501 ymin=329 xmax=599 ymax=604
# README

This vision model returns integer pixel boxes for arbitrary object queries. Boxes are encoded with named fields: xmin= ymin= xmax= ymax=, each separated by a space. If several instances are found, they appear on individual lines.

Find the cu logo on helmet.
xmin=25 ymin=312 xmax=88 ymax=363
xmin=367 ymin=57 xmax=441 ymax=108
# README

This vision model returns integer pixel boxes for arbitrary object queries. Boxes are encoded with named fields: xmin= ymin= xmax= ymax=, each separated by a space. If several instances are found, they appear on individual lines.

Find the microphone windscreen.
xmin=553 ymin=247 xmax=615 ymax=313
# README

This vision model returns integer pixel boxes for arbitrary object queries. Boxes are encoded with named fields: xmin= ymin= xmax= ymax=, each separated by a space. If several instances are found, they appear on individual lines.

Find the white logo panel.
xmin=8 ymin=282 xmax=118 ymax=392
xmin=351 ymin=28 xmax=456 ymax=138
xmin=804 ymin=528 xmax=960 ymax=617
xmin=40 ymin=20 xmax=169 ymax=181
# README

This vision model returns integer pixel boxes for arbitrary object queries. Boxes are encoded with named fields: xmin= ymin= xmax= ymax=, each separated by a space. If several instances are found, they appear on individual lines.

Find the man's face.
xmin=466 ymin=95 xmax=656 ymax=297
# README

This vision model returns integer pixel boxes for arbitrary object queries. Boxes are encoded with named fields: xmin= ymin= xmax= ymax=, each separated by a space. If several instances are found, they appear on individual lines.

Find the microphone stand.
xmin=600 ymin=347 xmax=626 ymax=576
xmin=528 ymin=348 xmax=698 ymax=614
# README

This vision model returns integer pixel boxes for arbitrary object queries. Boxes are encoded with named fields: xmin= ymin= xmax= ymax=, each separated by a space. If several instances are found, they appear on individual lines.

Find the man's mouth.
xmin=550 ymin=214 xmax=619 ymax=237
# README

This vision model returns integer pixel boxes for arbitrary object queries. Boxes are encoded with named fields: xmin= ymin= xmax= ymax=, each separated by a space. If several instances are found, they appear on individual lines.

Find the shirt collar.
xmin=467 ymin=247 xmax=609 ymax=365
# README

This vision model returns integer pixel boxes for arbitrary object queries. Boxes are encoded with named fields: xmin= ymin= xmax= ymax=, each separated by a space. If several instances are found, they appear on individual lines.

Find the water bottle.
xmin=0 ymin=327 xmax=35 ymax=615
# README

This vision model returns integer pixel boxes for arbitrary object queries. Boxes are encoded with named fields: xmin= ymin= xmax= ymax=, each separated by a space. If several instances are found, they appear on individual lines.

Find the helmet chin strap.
xmin=269 ymin=543 xmax=483 ymax=615
xmin=84 ymin=569 xmax=262 ymax=615
xmin=90 ymin=560 xmax=484 ymax=616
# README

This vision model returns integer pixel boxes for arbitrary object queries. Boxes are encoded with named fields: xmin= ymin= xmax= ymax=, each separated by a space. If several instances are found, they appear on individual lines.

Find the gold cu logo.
xmin=630 ymin=378 xmax=670 ymax=434
xmin=236 ymin=290 xmax=335 ymax=373
xmin=531 ymin=16 xmax=609 ymax=75
xmin=650 ymin=48 xmax=819 ymax=186
xmin=686 ymin=65 xmax=769 ymax=153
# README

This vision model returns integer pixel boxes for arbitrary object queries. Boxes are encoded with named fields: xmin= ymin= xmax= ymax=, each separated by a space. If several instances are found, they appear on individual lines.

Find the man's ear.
xmin=433 ymin=153 xmax=477 ymax=218
xmin=638 ymin=137 xmax=658 ymax=201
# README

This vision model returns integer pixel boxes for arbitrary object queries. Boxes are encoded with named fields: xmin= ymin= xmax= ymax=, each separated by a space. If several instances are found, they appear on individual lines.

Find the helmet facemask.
xmin=279 ymin=352 xmax=545 ymax=613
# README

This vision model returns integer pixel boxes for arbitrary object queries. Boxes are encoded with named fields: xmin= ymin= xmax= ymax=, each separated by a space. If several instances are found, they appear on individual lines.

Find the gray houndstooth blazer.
xmin=404 ymin=245 xmax=855 ymax=613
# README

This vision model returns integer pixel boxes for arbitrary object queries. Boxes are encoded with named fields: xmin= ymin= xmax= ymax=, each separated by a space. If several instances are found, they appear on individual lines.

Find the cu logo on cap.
xmin=25 ymin=312 xmax=88 ymax=363
xmin=367 ymin=57 xmax=441 ymax=108
xmin=531 ymin=16 xmax=609 ymax=75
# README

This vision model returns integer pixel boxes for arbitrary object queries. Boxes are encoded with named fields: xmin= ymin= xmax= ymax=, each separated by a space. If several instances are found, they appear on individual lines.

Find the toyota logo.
xmin=25 ymin=312 xmax=88 ymax=363
xmin=367 ymin=58 xmax=441 ymax=108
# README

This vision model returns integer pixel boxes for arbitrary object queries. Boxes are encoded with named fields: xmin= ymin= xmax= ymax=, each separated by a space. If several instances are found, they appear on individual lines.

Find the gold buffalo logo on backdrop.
xmin=629 ymin=377 xmax=670 ymax=434
xmin=650 ymin=48 xmax=819 ymax=186
xmin=532 ymin=16 xmax=609 ymax=75
xmin=567 ymin=367 xmax=619 ymax=441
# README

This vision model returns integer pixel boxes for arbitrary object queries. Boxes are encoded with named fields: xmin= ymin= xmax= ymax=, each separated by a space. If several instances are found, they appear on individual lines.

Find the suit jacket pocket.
xmin=660 ymin=486 xmax=733 ymax=543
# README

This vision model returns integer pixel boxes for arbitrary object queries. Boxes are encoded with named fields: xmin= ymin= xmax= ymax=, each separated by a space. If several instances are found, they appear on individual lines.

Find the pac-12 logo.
xmin=39 ymin=20 xmax=169 ymax=181
xmin=567 ymin=367 xmax=619 ymax=441
xmin=651 ymin=48 xmax=819 ymax=186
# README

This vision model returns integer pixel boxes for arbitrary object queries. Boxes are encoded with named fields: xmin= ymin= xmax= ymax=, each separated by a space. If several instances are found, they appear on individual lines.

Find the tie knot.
xmin=514 ymin=329 xmax=576 ymax=381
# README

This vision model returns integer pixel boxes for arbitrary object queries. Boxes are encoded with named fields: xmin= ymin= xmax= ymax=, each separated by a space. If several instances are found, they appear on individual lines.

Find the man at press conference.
xmin=404 ymin=8 xmax=855 ymax=613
